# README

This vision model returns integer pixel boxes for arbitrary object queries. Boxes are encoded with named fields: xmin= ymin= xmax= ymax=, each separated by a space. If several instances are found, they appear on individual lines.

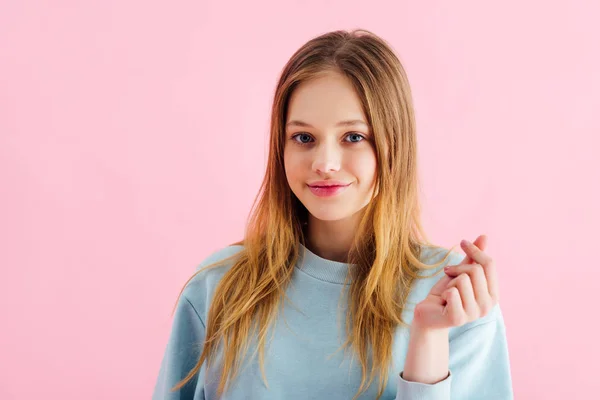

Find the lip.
xmin=307 ymin=181 xmax=352 ymax=197
xmin=307 ymin=180 xmax=352 ymax=187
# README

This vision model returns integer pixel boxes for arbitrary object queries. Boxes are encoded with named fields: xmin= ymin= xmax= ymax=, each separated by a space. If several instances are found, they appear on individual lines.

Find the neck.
xmin=304 ymin=211 xmax=363 ymax=263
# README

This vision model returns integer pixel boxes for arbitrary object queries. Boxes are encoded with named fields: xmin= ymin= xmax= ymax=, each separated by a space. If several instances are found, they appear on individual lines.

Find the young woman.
xmin=152 ymin=29 xmax=513 ymax=400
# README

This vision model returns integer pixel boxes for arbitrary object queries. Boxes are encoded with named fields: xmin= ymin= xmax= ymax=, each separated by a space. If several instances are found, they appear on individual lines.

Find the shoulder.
xmin=418 ymin=244 xmax=464 ymax=268
xmin=180 ymin=243 xmax=245 ymax=321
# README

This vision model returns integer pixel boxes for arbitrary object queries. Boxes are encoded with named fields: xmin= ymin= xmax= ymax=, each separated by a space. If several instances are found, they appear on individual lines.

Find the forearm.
xmin=402 ymin=325 xmax=449 ymax=384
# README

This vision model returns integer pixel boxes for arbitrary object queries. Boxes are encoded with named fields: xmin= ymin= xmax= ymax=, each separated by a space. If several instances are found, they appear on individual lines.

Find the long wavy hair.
xmin=170 ymin=28 xmax=456 ymax=400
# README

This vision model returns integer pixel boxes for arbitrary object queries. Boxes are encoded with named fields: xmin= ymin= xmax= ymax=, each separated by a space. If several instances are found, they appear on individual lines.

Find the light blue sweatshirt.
xmin=153 ymin=243 xmax=513 ymax=399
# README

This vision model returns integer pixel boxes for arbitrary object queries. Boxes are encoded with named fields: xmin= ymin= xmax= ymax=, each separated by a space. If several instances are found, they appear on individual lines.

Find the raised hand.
xmin=412 ymin=234 xmax=500 ymax=331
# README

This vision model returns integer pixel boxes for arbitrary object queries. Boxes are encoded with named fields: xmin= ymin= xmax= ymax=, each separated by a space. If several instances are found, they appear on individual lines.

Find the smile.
xmin=307 ymin=183 xmax=351 ymax=197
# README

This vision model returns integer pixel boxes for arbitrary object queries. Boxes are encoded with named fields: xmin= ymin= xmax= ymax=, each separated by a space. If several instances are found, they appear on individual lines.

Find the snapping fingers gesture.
xmin=413 ymin=234 xmax=500 ymax=330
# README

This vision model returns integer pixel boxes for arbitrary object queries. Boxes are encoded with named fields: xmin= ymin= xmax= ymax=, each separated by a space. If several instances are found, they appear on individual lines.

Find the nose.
xmin=311 ymin=139 xmax=341 ymax=174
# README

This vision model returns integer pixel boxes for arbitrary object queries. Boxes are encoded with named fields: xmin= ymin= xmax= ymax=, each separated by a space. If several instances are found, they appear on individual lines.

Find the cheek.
xmin=348 ymin=150 xmax=377 ymax=182
xmin=284 ymin=148 xmax=308 ymax=167
xmin=283 ymin=150 xmax=304 ymax=184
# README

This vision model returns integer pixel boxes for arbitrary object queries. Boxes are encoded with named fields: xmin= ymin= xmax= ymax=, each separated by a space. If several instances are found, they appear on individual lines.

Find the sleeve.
xmin=395 ymin=304 xmax=513 ymax=400
xmin=152 ymin=294 xmax=206 ymax=400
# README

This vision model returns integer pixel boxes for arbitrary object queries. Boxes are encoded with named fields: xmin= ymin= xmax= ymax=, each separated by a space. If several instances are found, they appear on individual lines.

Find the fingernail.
xmin=461 ymin=239 xmax=472 ymax=247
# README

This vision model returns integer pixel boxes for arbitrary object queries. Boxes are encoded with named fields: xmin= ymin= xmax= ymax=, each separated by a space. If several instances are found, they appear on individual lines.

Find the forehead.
xmin=286 ymin=72 xmax=367 ymax=128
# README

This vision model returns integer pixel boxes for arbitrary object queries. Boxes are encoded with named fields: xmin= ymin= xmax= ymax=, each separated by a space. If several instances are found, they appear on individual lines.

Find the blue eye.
xmin=345 ymin=133 xmax=365 ymax=143
xmin=292 ymin=133 xmax=313 ymax=144
xmin=290 ymin=132 xmax=365 ymax=145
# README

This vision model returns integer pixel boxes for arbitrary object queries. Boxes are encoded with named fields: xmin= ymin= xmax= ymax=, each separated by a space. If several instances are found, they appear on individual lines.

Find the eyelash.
xmin=290 ymin=132 xmax=366 ymax=145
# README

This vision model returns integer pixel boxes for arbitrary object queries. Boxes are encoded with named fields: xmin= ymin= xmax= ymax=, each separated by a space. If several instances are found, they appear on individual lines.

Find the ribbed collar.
xmin=295 ymin=243 xmax=358 ymax=285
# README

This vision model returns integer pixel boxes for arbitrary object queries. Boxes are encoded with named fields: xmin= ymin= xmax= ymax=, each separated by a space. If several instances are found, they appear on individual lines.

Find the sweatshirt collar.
xmin=295 ymin=243 xmax=358 ymax=284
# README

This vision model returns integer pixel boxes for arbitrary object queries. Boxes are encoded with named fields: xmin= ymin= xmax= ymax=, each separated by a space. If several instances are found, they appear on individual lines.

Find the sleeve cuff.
xmin=395 ymin=370 xmax=452 ymax=400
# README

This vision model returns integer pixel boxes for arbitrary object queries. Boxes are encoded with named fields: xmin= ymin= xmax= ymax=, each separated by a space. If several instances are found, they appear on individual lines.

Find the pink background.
xmin=1 ymin=1 xmax=598 ymax=398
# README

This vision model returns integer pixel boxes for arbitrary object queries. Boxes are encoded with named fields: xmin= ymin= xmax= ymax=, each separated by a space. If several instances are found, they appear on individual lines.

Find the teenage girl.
xmin=152 ymin=29 xmax=513 ymax=400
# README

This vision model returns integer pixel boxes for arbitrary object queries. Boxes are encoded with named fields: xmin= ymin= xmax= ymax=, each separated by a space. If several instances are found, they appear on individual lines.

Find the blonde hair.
xmin=171 ymin=28 xmax=457 ymax=400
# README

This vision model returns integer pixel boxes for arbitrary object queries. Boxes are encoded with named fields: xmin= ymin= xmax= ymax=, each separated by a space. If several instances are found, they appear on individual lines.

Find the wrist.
xmin=403 ymin=324 xmax=449 ymax=384
xmin=410 ymin=323 xmax=449 ymax=338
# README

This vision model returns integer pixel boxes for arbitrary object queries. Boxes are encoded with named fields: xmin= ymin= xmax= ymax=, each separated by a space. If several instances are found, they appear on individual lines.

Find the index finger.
xmin=460 ymin=238 xmax=500 ymax=301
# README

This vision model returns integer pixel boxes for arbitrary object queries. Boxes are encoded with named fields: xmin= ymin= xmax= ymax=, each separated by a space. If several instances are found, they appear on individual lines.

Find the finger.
xmin=447 ymin=261 xmax=499 ymax=303
xmin=428 ymin=273 xmax=452 ymax=297
xmin=446 ymin=264 xmax=495 ymax=315
xmin=460 ymin=237 xmax=492 ymax=268
xmin=446 ymin=273 xmax=477 ymax=319
xmin=442 ymin=287 xmax=466 ymax=326
xmin=457 ymin=235 xmax=487 ymax=265
xmin=445 ymin=263 xmax=491 ymax=301
xmin=459 ymin=239 xmax=500 ymax=301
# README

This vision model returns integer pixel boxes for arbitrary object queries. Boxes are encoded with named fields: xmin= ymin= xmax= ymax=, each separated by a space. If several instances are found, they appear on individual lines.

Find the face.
xmin=283 ymin=70 xmax=378 ymax=224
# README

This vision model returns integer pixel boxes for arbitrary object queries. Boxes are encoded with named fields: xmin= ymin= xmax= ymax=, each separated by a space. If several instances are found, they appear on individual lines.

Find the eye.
xmin=290 ymin=132 xmax=366 ymax=145
xmin=291 ymin=133 xmax=313 ymax=144
xmin=345 ymin=133 xmax=365 ymax=143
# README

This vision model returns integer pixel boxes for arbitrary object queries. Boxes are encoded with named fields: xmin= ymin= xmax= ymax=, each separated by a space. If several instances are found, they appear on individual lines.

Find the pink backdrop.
xmin=1 ymin=1 xmax=598 ymax=398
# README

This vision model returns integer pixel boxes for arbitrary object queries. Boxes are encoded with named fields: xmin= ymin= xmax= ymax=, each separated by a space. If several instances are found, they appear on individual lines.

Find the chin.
xmin=304 ymin=206 xmax=354 ymax=223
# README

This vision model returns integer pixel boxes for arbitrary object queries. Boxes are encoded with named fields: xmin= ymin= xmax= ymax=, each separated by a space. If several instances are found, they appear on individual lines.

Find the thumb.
xmin=459 ymin=234 xmax=487 ymax=265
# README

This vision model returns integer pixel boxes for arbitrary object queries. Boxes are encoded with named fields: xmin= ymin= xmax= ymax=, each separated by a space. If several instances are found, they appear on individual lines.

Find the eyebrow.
xmin=285 ymin=119 xmax=368 ymax=129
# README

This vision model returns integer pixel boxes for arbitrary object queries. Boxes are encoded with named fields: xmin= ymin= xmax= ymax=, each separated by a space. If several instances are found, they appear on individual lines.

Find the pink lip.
xmin=307 ymin=182 xmax=351 ymax=197
xmin=307 ymin=180 xmax=351 ymax=187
